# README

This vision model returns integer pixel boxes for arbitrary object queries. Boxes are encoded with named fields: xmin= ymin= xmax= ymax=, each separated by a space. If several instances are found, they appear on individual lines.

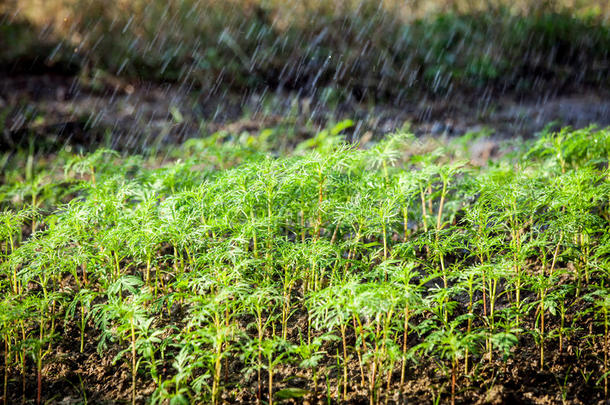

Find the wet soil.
xmin=1 ymin=74 xmax=609 ymax=155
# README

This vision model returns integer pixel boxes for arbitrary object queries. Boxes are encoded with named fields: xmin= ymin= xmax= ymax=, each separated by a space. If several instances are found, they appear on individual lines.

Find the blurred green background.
xmin=1 ymin=0 xmax=608 ymax=101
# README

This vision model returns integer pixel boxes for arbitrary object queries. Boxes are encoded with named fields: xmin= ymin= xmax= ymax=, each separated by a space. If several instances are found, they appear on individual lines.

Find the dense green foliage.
xmin=1 ymin=125 xmax=610 ymax=404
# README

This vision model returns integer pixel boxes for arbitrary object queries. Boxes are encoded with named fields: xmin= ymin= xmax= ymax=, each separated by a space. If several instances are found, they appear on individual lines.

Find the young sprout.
xmin=353 ymin=282 xmax=401 ymax=405
xmin=0 ymin=208 xmax=39 ymax=294
xmin=308 ymin=277 xmax=359 ymax=399
xmin=388 ymin=259 xmax=422 ymax=387
xmin=66 ymin=287 xmax=98 ymax=353
xmin=455 ymin=264 xmax=485 ymax=375
xmin=527 ymin=270 xmax=559 ymax=370
xmin=293 ymin=333 xmax=336 ymax=401
xmin=94 ymin=276 xmax=150 ymax=405
xmin=243 ymin=285 xmax=280 ymax=405
xmin=415 ymin=316 xmax=480 ymax=405
xmin=125 ymin=197 xmax=163 ymax=287
xmin=259 ymin=336 xmax=294 ymax=405
xmin=592 ymin=285 xmax=610 ymax=399
xmin=64 ymin=148 xmax=120 ymax=185
xmin=396 ymin=172 xmax=419 ymax=242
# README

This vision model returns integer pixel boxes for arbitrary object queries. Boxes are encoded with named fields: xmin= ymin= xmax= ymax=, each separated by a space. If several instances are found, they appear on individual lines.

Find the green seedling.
xmin=0 ymin=125 xmax=607 ymax=404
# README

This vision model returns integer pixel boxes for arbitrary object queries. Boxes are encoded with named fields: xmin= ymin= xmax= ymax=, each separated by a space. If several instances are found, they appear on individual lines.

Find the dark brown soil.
xmin=1 ymin=74 xmax=609 ymax=155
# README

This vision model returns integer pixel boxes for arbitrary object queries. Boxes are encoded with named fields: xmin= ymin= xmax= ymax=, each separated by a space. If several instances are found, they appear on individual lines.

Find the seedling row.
xmin=1 ymin=126 xmax=610 ymax=404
